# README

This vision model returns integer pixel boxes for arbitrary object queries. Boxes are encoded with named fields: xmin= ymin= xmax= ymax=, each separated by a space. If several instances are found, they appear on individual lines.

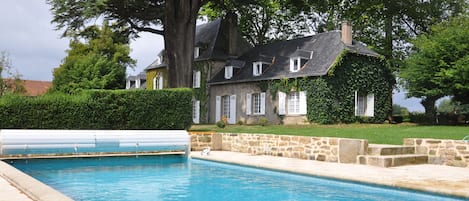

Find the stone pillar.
xmin=338 ymin=139 xmax=368 ymax=163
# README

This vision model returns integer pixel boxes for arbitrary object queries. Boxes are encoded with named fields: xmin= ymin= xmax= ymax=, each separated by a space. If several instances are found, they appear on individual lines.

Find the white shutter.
xmin=366 ymin=94 xmax=374 ymax=117
xmin=299 ymin=91 xmax=307 ymax=115
xmin=278 ymin=91 xmax=286 ymax=115
xmin=246 ymin=93 xmax=252 ymax=115
xmin=193 ymin=100 xmax=200 ymax=124
xmin=136 ymin=79 xmax=140 ymax=88
xmin=260 ymin=92 xmax=266 ymax=115
xmin=229 ymin=95 xmax=236 ymax=124
xmin=152 ymin=77 xmax=157 ymax=90
xmin=193 ymin=71 xmax=201 ymax=88
xmin=158 ymin=76 xmax=163 ymax=89
xmin=215 ymin=96 xmax=221 ymax=122
xmin=354 ymin=91 xmax=358 ymax=116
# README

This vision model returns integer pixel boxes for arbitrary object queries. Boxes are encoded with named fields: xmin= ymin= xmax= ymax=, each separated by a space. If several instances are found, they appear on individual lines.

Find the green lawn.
xmin=189 ymin=123 xmax=469 ymax=145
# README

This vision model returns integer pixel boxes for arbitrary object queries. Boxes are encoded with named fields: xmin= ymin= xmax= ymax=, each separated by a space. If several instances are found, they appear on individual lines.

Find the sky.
xmin=0 ymin=1 xmax=425 ymax=112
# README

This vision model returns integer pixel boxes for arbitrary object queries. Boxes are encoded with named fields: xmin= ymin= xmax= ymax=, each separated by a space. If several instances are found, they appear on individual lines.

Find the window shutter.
xmin=246 ymin=93 xmax=252 ymax=115
xmin=152 ymin=77 xmax=157 ymax=90
xmin=366 ymin=94 xmax=374 ymax=117
xmin=215 ymin=96 xmax=221 ymax=122
xmin=158 ymin=76 xmax=163 ymax=89
xmin=354 ymin=91 xmax=358 ymax=116
xmin=278 ymin=91 xmax=286 ymax=115
xmin=193 ymin=71 xmax=201 ymax=88
xmin=260 ymin=92 xmax=266 ymax=115
xmin=193 ymin=100 xmax=200 ymax=124
xmin=299 ymin=91 xmax=307 ymax=115
xmin=229 ymin=95 xmax=236 ymax=124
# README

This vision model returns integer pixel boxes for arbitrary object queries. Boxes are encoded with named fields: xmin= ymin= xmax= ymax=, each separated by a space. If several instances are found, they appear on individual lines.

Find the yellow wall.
xmin=146 ymin=68 xmax=168 ymax=89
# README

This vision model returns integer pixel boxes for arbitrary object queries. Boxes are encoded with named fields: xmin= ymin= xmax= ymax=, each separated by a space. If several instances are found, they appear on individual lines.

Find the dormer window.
xmin=225 ymin=66 xmax=233 ymax=79
xmin=290 ymin=57 xmax=308 ymax=72
xmin=194 ymin=47 xmax=200 ymax=58
xmin=252 ymin=61 xmax=268 ymax=76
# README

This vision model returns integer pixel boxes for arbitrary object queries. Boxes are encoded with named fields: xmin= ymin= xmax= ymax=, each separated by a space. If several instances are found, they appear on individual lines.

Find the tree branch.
xmin=126 ymin=19 xmax=164 ymax=35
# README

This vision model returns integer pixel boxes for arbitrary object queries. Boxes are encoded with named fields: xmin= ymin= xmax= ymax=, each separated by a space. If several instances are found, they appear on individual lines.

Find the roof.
xmin=3 ymin=79 xmax=52 ymax=96
xmin=209 ymin=31 xmax=380 ymax=85
xmin=145 ymin=18 xmax=251 ymax=71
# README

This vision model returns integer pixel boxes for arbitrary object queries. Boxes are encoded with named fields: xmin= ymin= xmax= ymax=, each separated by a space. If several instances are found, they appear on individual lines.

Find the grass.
xmin=189 ymin=123 xmax=469 ymax=145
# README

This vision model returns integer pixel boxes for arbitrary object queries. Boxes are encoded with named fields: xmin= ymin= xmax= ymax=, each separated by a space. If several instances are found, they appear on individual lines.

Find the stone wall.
xmin=404 ymin=138 xmax=469 ymax=168
xmin=190 ymin=132 xmax=367 ymax=164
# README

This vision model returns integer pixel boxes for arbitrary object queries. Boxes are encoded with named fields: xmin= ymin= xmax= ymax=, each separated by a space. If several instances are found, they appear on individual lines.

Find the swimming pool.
xmin=7 ymin=155 xmax=463 ymax=201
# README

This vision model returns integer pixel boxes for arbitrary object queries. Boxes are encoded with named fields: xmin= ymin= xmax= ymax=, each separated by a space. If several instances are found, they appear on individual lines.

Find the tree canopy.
xmin=51 ymin=22 xmax=135 ymax=94
xmin=400 ymin=15 xmax=469 ymax=119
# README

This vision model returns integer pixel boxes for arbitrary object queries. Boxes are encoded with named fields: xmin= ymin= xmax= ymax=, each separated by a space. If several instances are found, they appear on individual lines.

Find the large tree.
xmin=51 ymin=22 xmax=135 ymax=94
xmin=48 ymin=0 xmax=205 ymax=88
xmin=201 ymin=0 xmax=314 ymax=45
xmin=400 ymin=16 xmax=469 ymax=121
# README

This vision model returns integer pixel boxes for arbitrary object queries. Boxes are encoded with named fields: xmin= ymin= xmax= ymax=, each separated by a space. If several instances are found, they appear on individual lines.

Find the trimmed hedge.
xmin=0 ymin=89 xmax=192 ymax=129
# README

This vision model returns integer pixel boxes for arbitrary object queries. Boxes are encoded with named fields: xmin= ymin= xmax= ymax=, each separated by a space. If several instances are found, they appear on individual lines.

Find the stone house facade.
xmin=130 ymin=19 xmax=393 ymax=125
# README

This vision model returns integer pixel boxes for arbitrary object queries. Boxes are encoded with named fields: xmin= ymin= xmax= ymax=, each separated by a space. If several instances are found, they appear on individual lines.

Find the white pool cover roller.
xmin=0 ymin=130 xmax=190 ymax=156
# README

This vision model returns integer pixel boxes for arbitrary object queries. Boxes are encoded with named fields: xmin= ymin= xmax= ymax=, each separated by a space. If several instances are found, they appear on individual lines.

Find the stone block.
xmin=338 ymin=139 xmax=367 ymax=163
xmin=316 ymin=154 xmax=326 ymax=161
xmin=329 ymin=138 xmax=338 ymax=145
xmin=211 ymin=134 xmax=222 ymax=151
xmin=415 ymin=146 xmax=428 ymax=154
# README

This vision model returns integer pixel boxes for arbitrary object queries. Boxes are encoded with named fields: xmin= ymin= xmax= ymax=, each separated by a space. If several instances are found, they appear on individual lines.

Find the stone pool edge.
xmin=0 ymin=160 xmax=73 ymax=201
xmin=191 ymin=151 xmax=469 ymax=199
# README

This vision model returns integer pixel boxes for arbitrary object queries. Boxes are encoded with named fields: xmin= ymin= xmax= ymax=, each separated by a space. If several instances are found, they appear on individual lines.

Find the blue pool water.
xmin=7 ymin=155 xmax=464 ymax=201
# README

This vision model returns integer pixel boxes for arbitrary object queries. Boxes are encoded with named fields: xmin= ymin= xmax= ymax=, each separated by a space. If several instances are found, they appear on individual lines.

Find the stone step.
xmin=358 ymin=154 xmax=428 ymax=168
xmin=368 ymin=144 xmax=416 ymax=156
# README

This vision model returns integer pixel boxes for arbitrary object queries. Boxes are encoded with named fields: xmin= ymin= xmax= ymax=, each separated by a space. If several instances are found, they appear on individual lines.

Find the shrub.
xmin=258 ymin=117 xmax=269 ymax=126
xmin=237 ymin=120 xmax=244 ymax=125
xmin=0 ymin=89 xmax=193 ymax=129
xmin=216 ymin=120 xmax=226 ymax=128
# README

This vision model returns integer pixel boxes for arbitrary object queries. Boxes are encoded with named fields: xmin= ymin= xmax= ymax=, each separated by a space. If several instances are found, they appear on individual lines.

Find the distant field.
xmin=189 ymin=123 xmax=469 ymax=145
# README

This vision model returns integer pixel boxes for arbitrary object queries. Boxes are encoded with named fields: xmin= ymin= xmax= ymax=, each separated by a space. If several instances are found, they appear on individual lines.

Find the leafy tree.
xmin=401 ymin=16 xmax=469 ymax=121
xmin=51 ymin=22 xmax=135 ymax=94
xmin=0 ymin=51 xmax=26 ymax=96
xmin=48 ymin=0 xmax=205 ymax=88
xmin=201 ymin=0 xmax=314 ymax=45
xmin=392 ymin=104 xmax=409 ymax=116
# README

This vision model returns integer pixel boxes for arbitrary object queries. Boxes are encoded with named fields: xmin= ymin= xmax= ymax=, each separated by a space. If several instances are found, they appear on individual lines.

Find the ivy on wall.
xmin=193 ymin=61 xmax=211 ymax=123
xmin=267 ymin=52 xmax=394 ymax=124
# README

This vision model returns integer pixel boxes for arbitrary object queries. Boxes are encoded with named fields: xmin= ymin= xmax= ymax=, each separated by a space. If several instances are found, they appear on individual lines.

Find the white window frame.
xmin=289 ymin=57 xmax=302 ymax=72
xmin=153 ymin=75 xmax=163 ymax=90
xmin=222 ymin=95 xmax=231 ymax=119
xmin=192 ymin=100 xmax=200 ymax=124
xmin=246 ymin=92 xmax=266 ymax=115
xmin=225 ymin=66 xmax=233 ymax=79
xmin=193 ymin=70 xmax=201 ymax=88
xmin=280 ymin=91 xmax=307 ymax=115
xmin=152 ymin=77 xmax=157 ymax=90
xmin=253 ymin=62 xmax=263 ymax=76
xmin=355 ymin=91 xmax=374 ymax=117
xmin=194 ymin=47 xmax=200 ymax=58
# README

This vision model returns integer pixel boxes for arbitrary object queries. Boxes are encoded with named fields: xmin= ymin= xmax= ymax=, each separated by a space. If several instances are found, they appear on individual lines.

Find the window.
xmin=193 ymin=70 xmax=201 ymax=88
xmin=288 ymin=92 xmax=300 ymax=114
xmin=192 ymin=100 xmax=200 ymax=124
xmin=225 ymin=66 xmax=233 ymax=79
xmin=246 ymin=93 xmax=265 ymax=115
xmin=290 ymin=57 xmax=301 ymax=72
xmin=194 ymin=47 xmax=200 ymax=58
xmin=278 ymin=91 xmax=306 ymax=115
xmin=153 ymin=75 xmax=163 ymax=90
xmin=253 ymin=62 xmax=263 ymax=76
xmin=222 ymin=95 xmax=231 ymax=119
xmin=216 ymin=95 xmax=237 ymax=124
xmin=355 ymin=91 xmax=374 ymax=117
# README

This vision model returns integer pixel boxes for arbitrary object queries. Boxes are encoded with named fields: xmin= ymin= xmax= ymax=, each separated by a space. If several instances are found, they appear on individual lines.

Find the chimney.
xmin=341 ymin=21 xmax=352 ymax=45
xmin=226 ymin=12 xmax=238 ymax=56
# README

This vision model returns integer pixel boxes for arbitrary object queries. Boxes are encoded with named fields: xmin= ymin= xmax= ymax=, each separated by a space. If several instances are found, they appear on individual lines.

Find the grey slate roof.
xmin=146 ymin=18 xmax=250 ymax=70
xmin=209 ymin=31 xmax=380 ymax=85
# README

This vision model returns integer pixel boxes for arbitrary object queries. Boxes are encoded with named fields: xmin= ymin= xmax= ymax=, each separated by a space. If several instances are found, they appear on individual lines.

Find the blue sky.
xmin=0 ymin=1 xmax=425 ymax=112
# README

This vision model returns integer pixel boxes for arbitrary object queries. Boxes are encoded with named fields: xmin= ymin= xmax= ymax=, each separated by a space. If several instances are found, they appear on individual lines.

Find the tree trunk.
xmin=164 ymin=0 xmax=201 ymax=88
xmin=384 ymin=2 xmax=394 ymax=123
xmin=421 ymin=96 xmax=438 ymax=124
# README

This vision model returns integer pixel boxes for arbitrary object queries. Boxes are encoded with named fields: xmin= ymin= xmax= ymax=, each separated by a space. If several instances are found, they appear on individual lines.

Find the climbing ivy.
xmin=193 ymin=61 xmax=211 ymax=123
xmin=267 ymin=53 xmax=393 ymax=124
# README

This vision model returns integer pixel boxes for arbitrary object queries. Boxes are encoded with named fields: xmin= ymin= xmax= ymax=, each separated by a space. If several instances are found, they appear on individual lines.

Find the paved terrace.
xmin=1 ymin=151 xmax=468 ymax=200
xmin=192 ymin=151 xmax=469 ymax=199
